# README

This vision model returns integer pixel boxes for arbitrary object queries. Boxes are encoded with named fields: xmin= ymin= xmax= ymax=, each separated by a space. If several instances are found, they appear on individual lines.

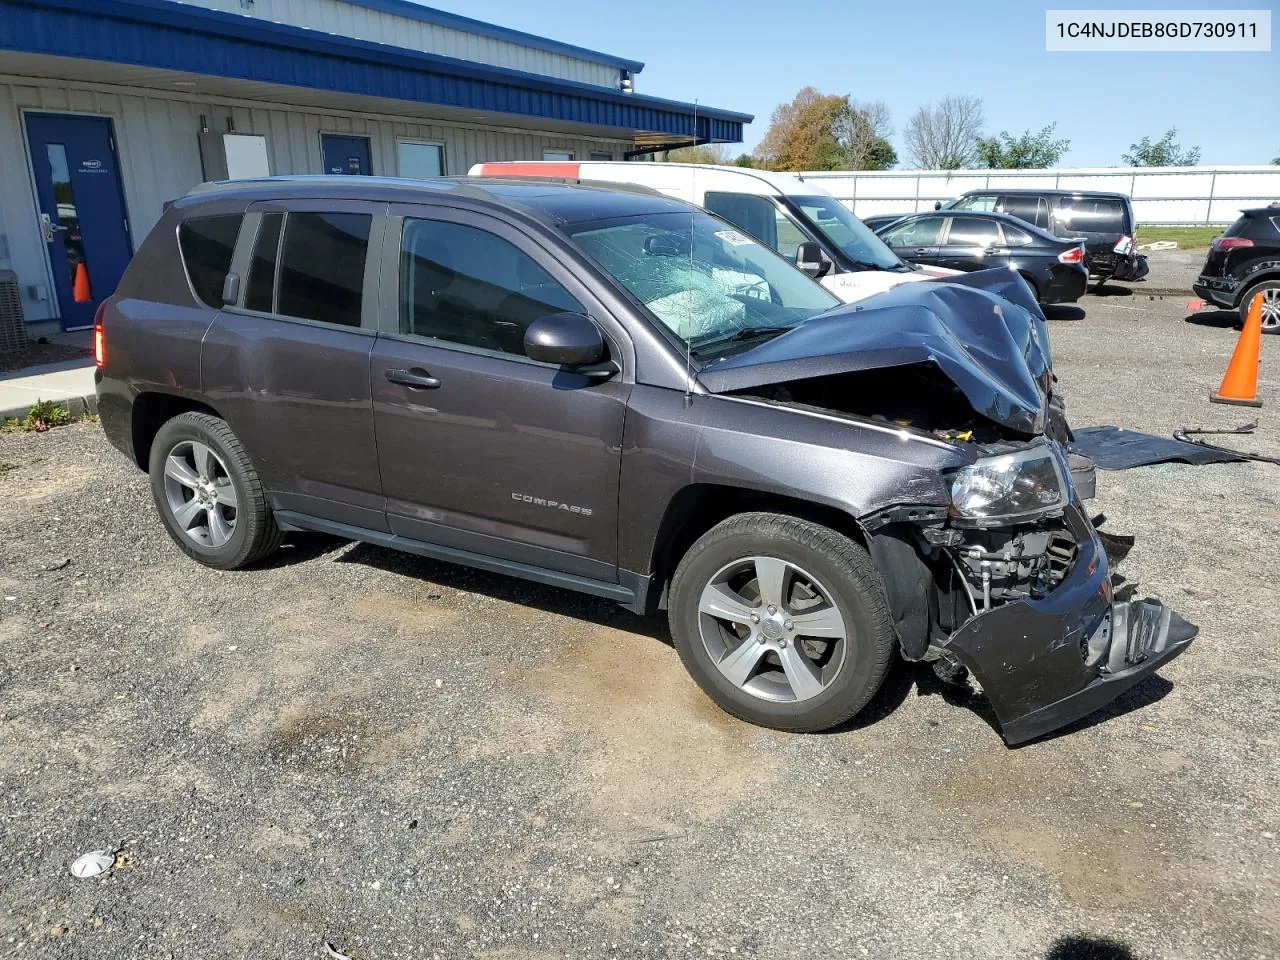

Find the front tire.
xmin=1239 ymin=280 xmax=1280 ymax=334
xmin=148 ymin=412 xmax=282 ymax=569
xmin=667 ymin=513 xmax=895 ymax=733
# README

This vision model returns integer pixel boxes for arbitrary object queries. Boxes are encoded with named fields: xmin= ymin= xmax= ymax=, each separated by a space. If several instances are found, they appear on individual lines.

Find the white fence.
xmin=798 ymin=165 xmax=1280 ymax=225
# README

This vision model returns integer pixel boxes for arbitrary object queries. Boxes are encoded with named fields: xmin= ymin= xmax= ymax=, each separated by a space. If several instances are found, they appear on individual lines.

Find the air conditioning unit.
xmin=0 ymin=270 xmax=27 ymax=355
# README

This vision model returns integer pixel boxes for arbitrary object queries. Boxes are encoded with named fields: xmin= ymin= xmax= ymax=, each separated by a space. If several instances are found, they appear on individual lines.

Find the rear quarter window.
xmin=178 ymin=214 xmax=244 ymax=307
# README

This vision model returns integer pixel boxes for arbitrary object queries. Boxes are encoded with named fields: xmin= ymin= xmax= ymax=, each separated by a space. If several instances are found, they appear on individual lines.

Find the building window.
xmin=398 ymin=140 xmax=445 ymax=178
xmin=178 ymin=214 xmax=243 ymax=308
xmin=543 ymin=150 xmax=574 ymax=161
xmin=589 ymin=152 xmax=613 ymax=161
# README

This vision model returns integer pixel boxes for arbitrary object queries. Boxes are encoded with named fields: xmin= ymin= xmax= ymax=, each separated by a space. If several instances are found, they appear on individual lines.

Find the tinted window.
xmin=953 ymin=194 xmax=997 ymax=212
xmin=1052 ymin=197 xmax=1128 ymax=235
xmin=946 ymin=218 xmax=1001 ymax=247
xmin=1000 ymin=195 xmax=1048 ymax=229
xmin=245 ymin=213 xmax=281 ymax=312
xmin=276 ymin=212 xmax=371 ymax=327
xmin=704 ymin=192 xmax=808 ymax=260
xmin=400 ymin=219 xmax=582 ymax=355
xmin=790 ymin=196 xmax=901 ymax=269
xmin=1002 ymin=223 xmax=1035 ymax=246
xmin=881 ymin=216 xmax=944 ymax=246
xmin=178 ymin=214 xmax=242 ymax=307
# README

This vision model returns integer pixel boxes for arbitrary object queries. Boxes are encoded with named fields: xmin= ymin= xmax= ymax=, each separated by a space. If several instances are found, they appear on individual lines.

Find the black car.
xmin=90 ymin=174 xmax=1195 ymax=744
xmin=875 ymin=210 xmax=1088 ymax=304
xmin=1193 ymin=203 xmax=1280 ymax=332
xmin=939 ymin=189 xmax=1147 ymax=285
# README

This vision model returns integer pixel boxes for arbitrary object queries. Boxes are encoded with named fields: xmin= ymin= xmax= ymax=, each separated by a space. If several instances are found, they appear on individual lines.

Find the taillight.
xmin=1212 ymin=236 xmax=1254 ymax=251
xmin=1058 ymin=246 xmax=1084 ymax=264
xmin=93 ymin=302 xmax=106 ymax=368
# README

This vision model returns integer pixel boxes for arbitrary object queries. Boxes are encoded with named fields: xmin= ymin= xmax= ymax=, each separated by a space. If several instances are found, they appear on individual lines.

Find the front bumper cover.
xmin=940 ymin=508 xmax=1197 ymax=745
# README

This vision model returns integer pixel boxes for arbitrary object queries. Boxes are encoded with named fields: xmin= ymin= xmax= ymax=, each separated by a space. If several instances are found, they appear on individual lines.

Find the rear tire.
xmin=1239 ymin=280 xmax=1280 ymax=334
xmin=667 ymin=513 xmax=895 ymax=733
xmin=148 ymin=412 xmax=282 ymax=569
xmin=1018 ymin=273 xmax=1042 ymax=303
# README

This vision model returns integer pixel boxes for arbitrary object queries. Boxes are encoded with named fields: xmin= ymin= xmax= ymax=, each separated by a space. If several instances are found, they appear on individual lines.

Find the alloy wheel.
xmin=162 ymin=440 xmax=238 ymax=547
xmin=1260 ymin=287 xmax=1280 ymax=332
xmin=697 ymin=556 xmax=849 ymax=703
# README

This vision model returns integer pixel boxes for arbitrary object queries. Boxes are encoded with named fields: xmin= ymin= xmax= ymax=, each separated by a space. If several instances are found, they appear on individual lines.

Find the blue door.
xmin=25 ymin=113 xmax=133 ymax=331
xmin=321 ymin=134 xmax=372 ymax=176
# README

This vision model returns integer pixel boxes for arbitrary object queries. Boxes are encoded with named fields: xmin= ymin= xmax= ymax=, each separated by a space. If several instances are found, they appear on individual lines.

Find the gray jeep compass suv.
xmin=95 ymin=175 xmax=1195 ymax=744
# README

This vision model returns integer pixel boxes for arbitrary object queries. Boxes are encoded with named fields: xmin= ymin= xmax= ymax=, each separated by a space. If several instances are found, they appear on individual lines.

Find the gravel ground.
xmin=1 ymin=294 xmax=1278 ymax=960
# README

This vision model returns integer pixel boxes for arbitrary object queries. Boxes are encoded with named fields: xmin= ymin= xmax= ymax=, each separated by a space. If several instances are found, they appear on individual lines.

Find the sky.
xmin=421 ymin=0 xmax=1280 ymax=166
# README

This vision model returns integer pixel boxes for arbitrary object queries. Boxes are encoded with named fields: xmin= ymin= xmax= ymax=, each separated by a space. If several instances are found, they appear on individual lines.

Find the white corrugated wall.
xmin=184 ymin=0 xmax=624 ymax=88
xmin=799 ymin=167 xmax=1280 ymax=225
xmin=0 ymin=77 xmax=631 ymax=326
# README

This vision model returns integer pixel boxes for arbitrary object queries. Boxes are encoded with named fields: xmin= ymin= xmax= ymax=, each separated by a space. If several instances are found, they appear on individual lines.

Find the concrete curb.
xmin=1 ymin=393 xmax=99 ymax=424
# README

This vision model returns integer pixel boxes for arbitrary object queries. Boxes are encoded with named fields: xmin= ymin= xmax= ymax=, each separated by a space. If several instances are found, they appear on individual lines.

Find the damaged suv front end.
xmin=696 ymin=270 xmax=1196 ymax=744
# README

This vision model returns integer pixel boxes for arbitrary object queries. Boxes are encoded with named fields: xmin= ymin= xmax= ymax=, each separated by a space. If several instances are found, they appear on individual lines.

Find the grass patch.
xmin=1136 ymin=226 xmax=1222 ymax=250
xmin=1 ymin=399 xmax=85 ymax=434
xmin=0 ymin=461 xmax=16 ymax=477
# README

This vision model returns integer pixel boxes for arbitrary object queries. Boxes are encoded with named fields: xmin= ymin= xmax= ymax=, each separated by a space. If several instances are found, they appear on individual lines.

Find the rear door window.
xmin=944 ymin=217 xmax=1001 ymax=247
xmin=178 ymin=214 xmax=243 ymax=307
xmin=276 ymin=212 xmax=372 ymax=327
xmin=999 ymin=195 xmax=1048 ymax=229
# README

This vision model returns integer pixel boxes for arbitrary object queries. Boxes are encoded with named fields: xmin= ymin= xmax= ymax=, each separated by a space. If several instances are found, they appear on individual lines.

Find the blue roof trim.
xmin=1 ymin=0 xmax=749 ymax=141
xmin=341 ymin=0 xmax=645 ymax=74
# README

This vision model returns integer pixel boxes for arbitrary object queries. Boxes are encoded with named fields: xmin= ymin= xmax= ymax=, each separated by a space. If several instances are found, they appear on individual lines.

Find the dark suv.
xmin=95 ymin=176 xmax=1195 ymax=745
xmin=941 ymin=189 xmax=1147 ymax=285
xmin=1193 ymin=204 xmax=1280 ymax=332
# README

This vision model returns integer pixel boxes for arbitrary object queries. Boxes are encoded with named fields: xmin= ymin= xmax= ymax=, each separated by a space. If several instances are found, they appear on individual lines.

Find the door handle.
xmin=914 ymin=248 xmax=930 ymax=255
xmin=40 ymin=212 xmax=68 ymax=242
xmin=385 ymin=367 xmax=441 ymax=390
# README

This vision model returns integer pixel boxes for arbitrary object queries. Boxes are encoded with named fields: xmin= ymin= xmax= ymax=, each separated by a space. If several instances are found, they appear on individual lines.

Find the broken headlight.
xmin=948 ymin=444 xmax=1068 ymax=523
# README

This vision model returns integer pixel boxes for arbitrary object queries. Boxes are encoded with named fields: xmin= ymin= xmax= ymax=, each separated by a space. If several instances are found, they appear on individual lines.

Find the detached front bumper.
xmin=940 ymin=508 xmax=1197 ymax=745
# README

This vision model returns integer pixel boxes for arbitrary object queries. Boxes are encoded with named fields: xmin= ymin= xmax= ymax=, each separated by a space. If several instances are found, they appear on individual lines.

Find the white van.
xmin=468 ymin=161 xmax=952 ymax=304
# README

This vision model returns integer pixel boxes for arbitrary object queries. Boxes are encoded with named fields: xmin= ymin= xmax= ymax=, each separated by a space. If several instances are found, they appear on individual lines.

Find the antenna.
xmin=684 ymin=100 xmax=697 ymax=407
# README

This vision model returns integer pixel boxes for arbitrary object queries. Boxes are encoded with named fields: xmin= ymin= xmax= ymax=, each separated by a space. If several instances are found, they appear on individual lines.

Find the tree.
xmin=831 ymin=99 xmax=897 ymax=170
xmin=975 ymin=123 xmax=1070 ymax=168
xmin=663 ymin=143 xmax=731 ymax=165
xmin=1272 ymin=153 xmax=1279 ymax=166
xmin=904 ymin=95 xmax=984 ymax=169
xmin=733 ymin=153 xmax=755 ymax=168
xmin=1122 ymin=128 xmax=1201 ymax=166
xmin=754 ymin=88 xmax=895 ymax=171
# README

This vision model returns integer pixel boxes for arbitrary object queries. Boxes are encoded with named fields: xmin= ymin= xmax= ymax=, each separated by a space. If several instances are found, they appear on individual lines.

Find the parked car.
xmin=1193 ymin=203 xmax=1280 ymax=332
xmin=939 ymin=189 xmax=1147 ymax=285
xmin=94 ymin=175 xmax=1194 ymax=745
xmin=874 ymin=210 xmax=1088 ymax=304
xmin=469 ymin=160 xmax=958 ymax=304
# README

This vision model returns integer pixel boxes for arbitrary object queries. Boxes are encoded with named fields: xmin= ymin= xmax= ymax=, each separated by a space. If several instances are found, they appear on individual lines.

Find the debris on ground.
xmin=1070 ymin=425 xmax=1251 ymax=469
xmin=69 ymin=850 xmax=116 ymax=879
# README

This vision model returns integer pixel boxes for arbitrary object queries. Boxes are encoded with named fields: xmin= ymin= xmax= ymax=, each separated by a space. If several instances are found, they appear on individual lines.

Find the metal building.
xmin=0 ymin=0 xmax=751 ymax=336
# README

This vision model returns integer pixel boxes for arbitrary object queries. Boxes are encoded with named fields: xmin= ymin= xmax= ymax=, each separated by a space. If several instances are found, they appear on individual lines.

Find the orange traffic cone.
xmin=72 ymin=261 xmax=92 ymax=303
xmin=1211 ymin=292 xmax=1264 ymax=407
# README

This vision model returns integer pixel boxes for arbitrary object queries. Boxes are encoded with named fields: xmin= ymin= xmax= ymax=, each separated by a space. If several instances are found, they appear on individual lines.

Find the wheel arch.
xmin=644 ymin=483 xmax=871 ymax=610
xmin=1235 ymin=269 xmax=1280 ymax=308
xmin=130 ymin=391 xmax=223 ymax=470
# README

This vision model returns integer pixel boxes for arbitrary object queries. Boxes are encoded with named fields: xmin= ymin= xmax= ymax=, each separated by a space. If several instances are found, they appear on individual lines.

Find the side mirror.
xmin=524 ymin=312 xmax=607 ymax=367
xmin=933 ymin=201 xmax=943 ymax=210
xmin=794 ymin=241 xmax=831 ymax=280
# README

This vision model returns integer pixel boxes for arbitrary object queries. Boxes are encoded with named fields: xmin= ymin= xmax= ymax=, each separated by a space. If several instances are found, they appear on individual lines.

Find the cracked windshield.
xmin=570 ymin=209 xmax=839 ymax=358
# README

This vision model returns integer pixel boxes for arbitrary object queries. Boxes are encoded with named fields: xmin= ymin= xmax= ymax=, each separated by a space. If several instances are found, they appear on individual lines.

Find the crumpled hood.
xmin=697 ymin=268 xmax=1054 ymax=435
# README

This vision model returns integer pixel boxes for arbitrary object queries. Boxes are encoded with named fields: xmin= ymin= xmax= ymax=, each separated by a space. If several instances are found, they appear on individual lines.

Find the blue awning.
xmin=0 ymin=0 xmax=750 ymax=143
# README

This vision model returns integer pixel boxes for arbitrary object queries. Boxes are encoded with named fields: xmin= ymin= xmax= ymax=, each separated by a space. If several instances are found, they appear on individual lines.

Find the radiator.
xmin=0 ymin=270 xmax=26 ymax=355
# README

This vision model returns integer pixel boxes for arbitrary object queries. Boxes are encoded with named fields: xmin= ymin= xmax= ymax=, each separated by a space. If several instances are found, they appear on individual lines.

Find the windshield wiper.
xmin=689 ymin=325 xmax=797 ymax=355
